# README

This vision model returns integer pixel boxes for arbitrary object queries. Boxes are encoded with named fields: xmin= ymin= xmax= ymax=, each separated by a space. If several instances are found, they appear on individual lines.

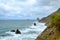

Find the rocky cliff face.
xmin=36 ymin=8 xmax=60 ymax=40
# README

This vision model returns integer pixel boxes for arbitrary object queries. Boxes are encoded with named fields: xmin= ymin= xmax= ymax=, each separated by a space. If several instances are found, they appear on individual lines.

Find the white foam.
xmin=30 ymin=22 xmax=46 ymax=31
xmin=0 ymin=36 xmax=22 ymax=40
xmin=0 ymin=22 xmax=47 ymax=40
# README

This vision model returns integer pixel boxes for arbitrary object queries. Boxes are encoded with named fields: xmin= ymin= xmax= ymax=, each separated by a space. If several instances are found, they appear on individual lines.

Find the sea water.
xmin=0 ymin=20 xmax=47 ymax=40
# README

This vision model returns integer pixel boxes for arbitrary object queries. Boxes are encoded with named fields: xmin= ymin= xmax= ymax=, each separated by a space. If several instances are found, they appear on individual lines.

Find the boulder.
xmin=34 ymin=23 xmax=36 ymax=26
xmin=11 ymin=30 xmax=15 ymax=32
xmin=15 ymin=29 xmax=21 ymax=34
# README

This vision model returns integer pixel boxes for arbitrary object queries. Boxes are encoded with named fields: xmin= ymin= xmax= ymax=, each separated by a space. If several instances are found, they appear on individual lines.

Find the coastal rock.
xmin=34 ymin=23 xmax=36 ymax=26
xmin=15 ymin=29 xmax=21 ymax=34
xmin=11 ymin=30 xmax=15 ymax=32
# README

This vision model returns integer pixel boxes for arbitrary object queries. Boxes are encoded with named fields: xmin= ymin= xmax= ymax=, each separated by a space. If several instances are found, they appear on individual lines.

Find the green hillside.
xmin=36 ymin=8 xmax=60 ymax=40
xmin=39 ymin=8 xmax=60 ymax=26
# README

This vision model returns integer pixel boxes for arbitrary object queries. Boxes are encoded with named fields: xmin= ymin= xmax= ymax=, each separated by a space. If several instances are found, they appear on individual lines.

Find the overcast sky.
xmin=0 ymin=0 xmax=60 ymax=20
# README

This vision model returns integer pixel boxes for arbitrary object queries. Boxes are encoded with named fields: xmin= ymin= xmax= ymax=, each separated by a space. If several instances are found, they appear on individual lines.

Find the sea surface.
xmin=0 ymin=20 xmax=47 ymax=40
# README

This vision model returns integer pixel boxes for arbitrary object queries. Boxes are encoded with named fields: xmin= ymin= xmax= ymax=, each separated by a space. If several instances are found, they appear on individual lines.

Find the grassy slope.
xmin=36 ymin=8 xmax=60 ymax=40
xmin=39 ymin=8 xmax=60 ymax=26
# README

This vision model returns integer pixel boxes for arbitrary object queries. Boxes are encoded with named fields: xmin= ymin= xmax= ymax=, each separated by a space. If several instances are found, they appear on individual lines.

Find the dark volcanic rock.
xmin=11 ymin=30 xmax=15 ymax=32
xmin=15 ymin=29 xmax=21 ymax=34
xmin=34 ymin=23 xmax=36 ymax=26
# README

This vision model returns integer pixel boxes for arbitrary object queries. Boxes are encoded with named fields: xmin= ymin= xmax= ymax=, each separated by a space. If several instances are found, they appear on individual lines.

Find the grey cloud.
xmin=37 ymin=0 xmax=60 ymax=7
xmin=0 ymin=0 xmax=60 ymax=20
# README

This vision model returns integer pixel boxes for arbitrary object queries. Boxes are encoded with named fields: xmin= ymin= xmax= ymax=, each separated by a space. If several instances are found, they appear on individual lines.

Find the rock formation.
xmin=11 ymin=30 xmax=15 ymax=32
xmin=15 ymin=29 xmax=21 ymax=34
xmin=34 ymin=23 xmax=36 ymax=26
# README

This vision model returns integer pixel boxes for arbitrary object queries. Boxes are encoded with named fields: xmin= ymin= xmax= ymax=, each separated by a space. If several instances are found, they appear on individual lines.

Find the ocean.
xmin=0 ymin=20 xmax=46 ymax=40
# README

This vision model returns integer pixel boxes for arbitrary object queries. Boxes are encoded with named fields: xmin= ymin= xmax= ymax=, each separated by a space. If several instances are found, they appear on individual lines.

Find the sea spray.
xmin=0 ymin=21 xmax=46 ymax=40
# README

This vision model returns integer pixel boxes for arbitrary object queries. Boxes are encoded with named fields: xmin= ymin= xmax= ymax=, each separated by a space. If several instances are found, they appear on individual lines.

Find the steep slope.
xmin=39 ymin=8 xmax=60 ymax=26
xmin=36 ymin=8 xmax=60 ymax=40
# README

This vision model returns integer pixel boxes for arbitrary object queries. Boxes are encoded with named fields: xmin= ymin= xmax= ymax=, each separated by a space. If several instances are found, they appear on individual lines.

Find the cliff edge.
xmin=36 ymin=8 xmax=60 ymax=40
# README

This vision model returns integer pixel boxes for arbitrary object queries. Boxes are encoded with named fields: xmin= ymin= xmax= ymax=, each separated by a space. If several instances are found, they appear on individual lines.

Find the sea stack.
xmin=15 ymin=29 xmax=21 ymax=34
xmin=34 ymin=23 xmax=36 ymax=26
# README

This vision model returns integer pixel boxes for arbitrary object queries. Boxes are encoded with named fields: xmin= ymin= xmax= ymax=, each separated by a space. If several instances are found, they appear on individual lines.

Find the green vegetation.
xmin=51 ymin=13 xmax=60 ymax=31
xmin=36 ymin=8 xmax=60 ymax=40
xmin=50 ymin=13 xmax=60 ymax=40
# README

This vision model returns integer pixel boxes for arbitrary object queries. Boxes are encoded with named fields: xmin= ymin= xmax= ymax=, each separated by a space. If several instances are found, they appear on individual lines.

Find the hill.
xmin=36 ymin=8 xmax=60 ymax=40
xmin=39 ymin=8 xmax=60 ymax=26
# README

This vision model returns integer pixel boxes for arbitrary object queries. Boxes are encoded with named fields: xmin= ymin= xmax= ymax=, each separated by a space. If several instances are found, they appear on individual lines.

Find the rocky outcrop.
xmin=11 ymin=30 xmax=15 ymax=32
xmin=34 ymin=23 xmax=36 ymax=26
xmin=15 ymin=29 xmax=21 ymax=34
xmin=11 ymin=29 xmax=21 ymax=34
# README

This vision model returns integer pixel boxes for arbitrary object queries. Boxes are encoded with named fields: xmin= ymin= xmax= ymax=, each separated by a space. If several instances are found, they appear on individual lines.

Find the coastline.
xmin=35 ymin=8 xmax=60 ymax=40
